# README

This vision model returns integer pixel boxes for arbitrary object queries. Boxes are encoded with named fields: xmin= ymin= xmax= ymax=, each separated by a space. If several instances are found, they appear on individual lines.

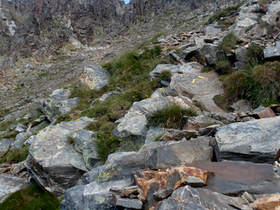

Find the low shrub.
xmin=245 ymin=43 xmax=264 ymax=69
xmin=159 ymin=70 xmax=172 ymax=82
xmin=0 ymin=183 xmax=60 ymax=210
xmin=252 ymin=65 xmax=277 ymax=85
xmin=147 ymin=104 xmax=197 ymax=129
xmin=218 ymin=33 xmax=238 ymax=54
xmin=215 ymin=60 xmax=232 ymax=75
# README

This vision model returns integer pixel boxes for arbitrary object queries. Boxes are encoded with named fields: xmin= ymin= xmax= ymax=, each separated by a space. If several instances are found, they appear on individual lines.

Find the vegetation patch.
xmin=0 ymin=146 xmax=29 ymax=164
xmin=147 ymin=104 xmax=197 ymax=129
xmin=0 ymin=184 xmax=60 ymax=210
xmin=215 ymin=60 xmax=232 ymax=75
xmin=159 ymin=70 xmax=172 ymax=82
xmin=218 ymin=32 xmax=238 ymax=54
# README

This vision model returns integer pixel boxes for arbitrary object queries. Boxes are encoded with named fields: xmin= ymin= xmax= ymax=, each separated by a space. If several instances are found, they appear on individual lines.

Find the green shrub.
xmin=0 ymin=184 xmax=60 ymax=210
xmin=215 ymin=60 xmax=232 ymax=75
xmin=159 ymin=70 xmax=172 ymax=82
xmin=147 ymin=104 xmax=197 ymax=129
xmin=245 ymin=43 xmax=264 ymax=69
xmin=219 ymin=33 xmax=238 ymax=54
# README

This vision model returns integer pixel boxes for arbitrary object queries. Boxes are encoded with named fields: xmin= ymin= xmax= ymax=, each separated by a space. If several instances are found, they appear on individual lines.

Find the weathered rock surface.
xmin=169 ymin=64 xmax=225 ymax=113
xmin=159 ymin=129 xmax=198 ymax=142
xmin=264 ymin=41 xmax=280 ymax=60
xmin=0 ymin=175 xmax=30 ymax=203
xmin=0 ymin=138 xmax=13 ymax=156
xmin=186 ymin=161 xmax=280 ymax=195
xmin=158 ymin=185 xmax=236 ymax=210
xmin=145 ymin=138 xmax=213 ymax=170
xmin=253 ymin=193 xmax=280 ymax=210
xmin=79 ymin=65 xmax=110 ymax=90
xmin=231 ymin=100 xmax=253 ymax=112
xmin=25 ymin=117 xmax=95 ymax=196
xmin=39 ymin=89 xmax=79 ymax=122
xmin=114 ymin=195 xmax=143 ymax=209
xmin=215 ymin=116 xmax=280 ymax=163
xmin=249 ymin=106 xmax=276 ymax=119
xmin=184 ymin=115 xmax=223 ymax=130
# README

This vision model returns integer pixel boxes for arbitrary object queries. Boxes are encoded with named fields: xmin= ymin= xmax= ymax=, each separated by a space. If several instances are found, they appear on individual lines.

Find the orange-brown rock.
xmin=134 ymin=166 xmax=210 ymax=198
xmin=253 ymin=194 xmax=280 ymax=210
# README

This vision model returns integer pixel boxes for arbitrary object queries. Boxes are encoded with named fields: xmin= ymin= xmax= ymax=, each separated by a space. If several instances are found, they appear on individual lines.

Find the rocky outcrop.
xmin=25 ymin=117 xmax=95 ymax=196
xmin=215 ymin=116 xmax=280 ymax=163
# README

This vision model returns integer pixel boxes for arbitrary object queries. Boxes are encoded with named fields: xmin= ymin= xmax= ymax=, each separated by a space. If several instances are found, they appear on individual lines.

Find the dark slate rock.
xmin=153 ymin=189 xmax=174 ymax=200
xmin=113 ymin=195 xmax=143 ymax=209
xmin=60 ymin=185 xmax=85 ymax=210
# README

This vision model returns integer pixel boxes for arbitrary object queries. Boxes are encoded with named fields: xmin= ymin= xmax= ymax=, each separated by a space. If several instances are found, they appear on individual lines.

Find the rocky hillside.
xmin=1 ymin=0 xmax=280 ymax=209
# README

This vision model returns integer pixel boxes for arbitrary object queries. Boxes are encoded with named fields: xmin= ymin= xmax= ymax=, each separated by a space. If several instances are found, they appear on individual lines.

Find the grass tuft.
xmin=0 ymin=146 xmax=29 ymax=164
xmin=218 ymin=32 xmax=238 ymax=54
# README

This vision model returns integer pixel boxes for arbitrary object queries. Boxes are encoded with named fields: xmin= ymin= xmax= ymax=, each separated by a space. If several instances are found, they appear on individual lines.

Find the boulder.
xmin=249 ymin=106 xmax=276 ymax=119
xmin=264 ymin=41 xmax=280 ymax=60
xmin=39 ymin=89 xmax=79 ymax=122
xmin=169 ymin=64 xmax=225 ymax=113
xmin=60 ymin=185 xmax=85 ymax=210
xmin=186 ymin=161 xmax=280 ymax=195
xmin=25 ymin=117 xmax=95 ymax=196
xmin=215 ymin=116 xmax=280 ymax=163
xmin=112 ymin=97 xmax=173 ymax=141
xmin=253 ymin=194 xmax=280 ymax=210
xmin=0 ymin=138 xmax=13 ymax=156
xmin=0 ymin=175 xmax=30 ymax=203
xmin=158 ymin=185 xmax=236 ymax=210
xmin=145 ymin=137 xmax=213 ymax=170
xmin=203 ymin=24 xmax=225 ymax=36
xmin=79 ymin=65 xmax=110 ymax=90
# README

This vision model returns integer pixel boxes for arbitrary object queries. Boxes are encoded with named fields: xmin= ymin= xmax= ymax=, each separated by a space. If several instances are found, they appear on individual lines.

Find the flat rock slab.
xmin=186 ymin=161 xmax=280 ymax=195
xmin=158 ymin=185 xmax=236 ymax=210
xmin=25 ymin=117 xmax=95 ymax=196
xmin=169 ymin=66 xmax=225 ymax=113
xmin=215 ymin=116 xmax=280 ymax=163
xmin=0 ymin=175 xmax=30 ymax=203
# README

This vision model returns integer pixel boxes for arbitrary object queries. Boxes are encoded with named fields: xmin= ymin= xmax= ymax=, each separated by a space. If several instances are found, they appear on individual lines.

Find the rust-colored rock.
xmin=253 ymin=194 xmax=280 ymax=210
xmin=135 ymin=166 xmax=210 ymax=198
xmin=250 ymin=107 xmax=276 ymax=119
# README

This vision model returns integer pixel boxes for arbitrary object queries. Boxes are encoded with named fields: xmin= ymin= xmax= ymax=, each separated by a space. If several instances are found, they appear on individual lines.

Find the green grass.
xmin=218 ymin=33 xmax=238 ymax=54
xmin=147 ymin=104 xmax=197 ymax=129
xmin=159 ymin=70 xmax=172 ymax=82
xmin=215 ymin=60 xmax=232 ymax=75
xmin=0 ymin=146 xmax=29 ymax=164
xmin=0 ymin=184 xmax=60 ymax=210
xmin=201 ymin=66 xmax=212 ymax=73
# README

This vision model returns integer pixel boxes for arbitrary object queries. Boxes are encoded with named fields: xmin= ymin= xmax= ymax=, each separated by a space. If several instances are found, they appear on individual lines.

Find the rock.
xmin=270 ymin=104 xmax=280 ymax=113
xmin=91 ymin=91 xmax=120 ymax=105
xmin=234 ymin=48 xmax=248 ymax=70
xmin=205 ymin=50 xmax=226 ymax=66
xmin=39 ymin=89 xmax=79 ymax=122
xmin=15 ymin=123 xmax=27 ymax=133
xmin=0 ymin=175 xmax=30 ymax=203
xmin=208 ymin=112 xmax=238 ymax=124
xmin=169 ymin=50 xmax=186 ymax=64
xmin=122 ymin=186 xmax=138 ymax=197
xmin=186 ymin=161 xmax=280 ymax=195
xmin=169 ymin=64 xmax=225 ymax=113
xmin=249 ymin=106 xmax=276 ymax=119
xmin=0 ymin=138 xmax=13 ymax=156
xmin=253 ymin=194 xmax=280 ymax=210
xmin=215 ymin=116 xmax=280 ymax=163
xmin=149 ymin=62 xmax=202 ymax=80
xmin=203 ymin=24 xmax=225 ymax=36
xmin=185 ymin=176 xmax=205 ymax=187
xmin=73 ymin=130 xmax=100 ymax=169
xmin=159 ymin=129 xmax=198 ymax=141
xmin=261 ymin=1 xmax=280 ymax=25
xmin=158 ymin=185 xmax=236 ymax=210
xmin=153 ymin=189 xmax=174 ymax=200
xmin=79 ymin=65 xmax=110 ymax=90
xmin=10 ymin=132 xmax=31 ymax=150
xmin=199 ymin=124 xmax=220 ymax=137
xmin=135 ymin=166 xmax=210 ymax=209
xmin=264 ymin=41 xmax=280 ymax=60
xmin=242 ymin=191 xmax=255 ymax=203
xmin=25 ymin=117 xmax=95 ymax=196
xmin=113 ymin=195 xmax=143 ymax=209
xmin=60 ymin=185 xmax=85 ymax=210
xmin=229 ymin=197 xmax=252 ymax=210
xmin=144 ymin=127 xmax=166 ymax=144
xmin=231 ymin=100 xmax=253 ymax=112
xmin=112 ymin=97 xmax=173 ymax=141
xmin=24 ymin=135 xmax=36 ymax=146
xmin=145 ymin=137 xmax=213 ymax=169
xmin=184 ymin=115 xmax=222 ymax=130
xmin=11 ymin=161 xmax=26 ymax=175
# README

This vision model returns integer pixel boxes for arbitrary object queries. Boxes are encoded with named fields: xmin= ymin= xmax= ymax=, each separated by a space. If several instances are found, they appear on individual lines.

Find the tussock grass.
xmin=147 ymin=104 xmax=197 ymax=129
xmin=218 ymin=33 xmax=238 ymax=54
xmin=0 ymin=146 xmax=29 ymax=164
xmin=215 ymin=60 xmax=232 ymax=75
xmin=0 ymin=184 xmax=60 ymax=210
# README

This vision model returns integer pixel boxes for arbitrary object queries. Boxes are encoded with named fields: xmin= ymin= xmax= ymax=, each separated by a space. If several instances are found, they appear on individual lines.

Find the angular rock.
xmin=159 ymin=129 xmax=198 ymax=141
xmin=234 ymin=48 xmax=248 ymax=70
xmin=113 ymin=195 xmax=143 ymax=209
xmin=229 ymin=197 xmax=251 ymax=210
xmin=199 ymin=124 xmax=220 ymax=137
xmin=15 ymin=123 xmax=27 ymax=133
xmin=0 ymin=175 xmax=30 ymax=203
xmin=153 ymin=189 xmax=174 ymax=200
xmin=60 ymin=185 xmax=85 ymax=210
xmin=144 ymin=127 xmax=166 ymax=144
xmin=185 ymin=176 xmax=205 ymax=187
xmin=186 ymin=161 xmax=280 ymax=195
xmin=242 ymin=191 xmax=255 ymax=203
xmin=270 ymin=104 xmax=280 ymax=113
xmin=11 ymin=161 xmax=26 ymax=175
xmin=215 ymin=116 xmax=280 ymax=163
xmin=184 ymin=115 xmax=222 ymax=130
xmin=135 ymin=166 xmax=210 ymax=209
xmin=261 ymin=1 xmax=280 ymax=25
xmin=0 ymin=138 xmax=13 ymax=156
xmin=122 ymin=186 xmax=138 ymax=197
xmin=10 ymin=132 xmax=31 ymax=151
xmin=253 ymin=194 xmax=280 ymax=210
xmin=264 ymin=41 xmax=280 ymax=60
xmin=169 ymin=64 xmax=225 ymax=113
xmin=231 ymin=100 xmax=253 ymax=112
xmin=25 ymin=117 xmax=94 ymax=196
xmin=249 ymin=106 xmax=276 ymax=119
xmin=205 ymin=50 xmax=226 ymax=66
xmin=203 ymin=24 xmax=225 ymax=36
xmin=79 ymin=65 xmax=110 ymax=90
xmin=208 ymin=112 xmax=238 ymax=124
xmin=146 ymin=137 xmax=213 ymax=169
xmin=39 ymin=89 xmax=79 ymax=122
xmin=159 ymin=185 xmax=236 ymax=210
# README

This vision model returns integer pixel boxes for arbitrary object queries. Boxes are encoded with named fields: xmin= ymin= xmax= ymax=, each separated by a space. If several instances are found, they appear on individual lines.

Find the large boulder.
xmin=158 ymin=185 xmax=236 ymax=210
xmin=264 ymin=41 xmax=280 ymax=60
xmin=0 ymin=175 xmax=30 ymax=203
xmin=215 ymin=116 xmax=280 ymax=163
xmin=25 ymin=117 xmax=95 ymax=196
xmin=79 ymin=65 xmax=110 ymax=90
xmin=39 ymin=89 xmax=79 ymax=122
xmin=169 ymin=64 xmax=225 ymax=113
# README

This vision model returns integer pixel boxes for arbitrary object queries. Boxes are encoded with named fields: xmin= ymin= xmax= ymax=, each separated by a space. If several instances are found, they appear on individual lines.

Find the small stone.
xmin=123 ymin=186 xmax=139 ymax=196
xmin=153 ymin=189 xmax=174 ymax=200
xmin=113 ymin=195 xmax=143 ymax=209
xmin=186 ymin=176 xmax=205 ymax=187
xmin=242 ymin=191 xmax=255 ymax=203
xmin=229 ymin=197 xmax=249 ymax=209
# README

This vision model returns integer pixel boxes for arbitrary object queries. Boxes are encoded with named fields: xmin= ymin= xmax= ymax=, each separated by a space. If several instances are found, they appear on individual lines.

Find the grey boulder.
xmin=0 ymin=138 xmax=13 ymax=156
xmin=264 ymin=41 xmax=280 ymax=60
